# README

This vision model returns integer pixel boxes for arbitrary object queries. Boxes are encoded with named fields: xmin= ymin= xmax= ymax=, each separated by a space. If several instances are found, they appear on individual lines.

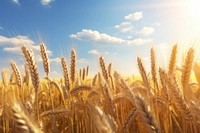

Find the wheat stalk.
xmin=1 ymin=45 xmax=200 ymax=132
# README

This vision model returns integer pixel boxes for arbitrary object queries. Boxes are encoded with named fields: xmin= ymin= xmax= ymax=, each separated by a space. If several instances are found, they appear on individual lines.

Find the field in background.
xmin=0 ymin=44 xmax=200 ymax=133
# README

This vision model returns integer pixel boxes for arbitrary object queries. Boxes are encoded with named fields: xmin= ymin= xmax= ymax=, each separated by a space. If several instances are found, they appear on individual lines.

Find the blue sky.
xmin=0 ymin=0 xmax=200 ymax=77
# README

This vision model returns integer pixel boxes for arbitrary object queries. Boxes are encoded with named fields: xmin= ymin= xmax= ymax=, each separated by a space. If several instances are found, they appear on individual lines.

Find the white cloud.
xmin=50 ymin=71 xmax=61 ymax=78
xmin=127 ymin=38 xmax=153 ymax=45
xmin=36 ymin=57 xmax=43 ymax=62
xmin=137 ymin=27 xmax=154 ymax=36
xmin=127 ymin=36 xmax=133 ymax=39
xmin=125 ymin=12 xmax=143 ymax=21
xmin=114 ymin=22 xmax=133 ymax=33
xmin=40 ymin=0 xmax=54 ymax=5
xmin=70 ymin=29 xmax=153 ymax=45
xmin=142 ymin=56 xmax=150 ymax=62
xmin=104 ymin=51 xmax=117 ymax=55
xmin=49 ymin=58 xmax=60 ymax=63
xmin=70 ymin=29 xmax=125 ymax=44
xmin=88 ymin=49 xmax=100 ymax=55
xmin=88 ymin=50 xmax=117 ymax=56
xmin=0 ymin=35 xmax=52 ymax=56
xmin=77 ymin=58 xmax=89 ymax=63
xmin=155 ymin=43 xmax=171 ymax=68
xmin=0 ymin=35 xmax=34 ymax=46
xmin=12 ymin=0 xmax=20 ymax=5
xmin=3 ymin=47 xmax=19 ymax=53
xmin=52 ymin=71 xmax=59 ymax=75
xmin=153 ymin=22 xmax=161 ymax=27
xmin=32 ymin=45 xmax=52 ymax=55
xmin=105 ymin=52 xmax=109 ymax=55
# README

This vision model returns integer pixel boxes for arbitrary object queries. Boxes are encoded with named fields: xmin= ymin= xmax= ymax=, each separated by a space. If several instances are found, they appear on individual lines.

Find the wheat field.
xmin=0 ymin=43 xmax=200 ymax=133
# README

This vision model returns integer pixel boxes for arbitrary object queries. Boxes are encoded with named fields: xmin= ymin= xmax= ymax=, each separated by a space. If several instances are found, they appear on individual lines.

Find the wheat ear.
xmin=40 ymin=43 xmax=50 ymax=78
xmin=181 ymin=48 xmax=194 ymax=97
xmin=11 ymin=102 xmax=43 ymax=133
xmin=24 ymin=64 xmax=30 ymax=86
xmin=40 ymin=108 xmax=70 ymax=118
xmin=92 ymin=74 xmax=97 ymax=86
xmin=21 ymin=46 xmax=39 ymax=93
xmin=82 ymin=68 xmax=86 ymax=81
xmin=10 ymin=60 xmax=22 ymax=88
xmin=165 ymin=73 xmax=193 ymax=120
xmin=168 ymin=44 xmax=177 ymax=75
xmin=1 ymin=69 xmax=8 ymax=87
xmin=99 ymin=56 xmax=109 ymax=83
xmin=61 ymin=57 xmax=70 ymax=91
xmin=86 ymin=65 xmax=89 ymax=77
xmin=70 ymin=85 xmax=92 ymax=95
xmin=122 ymin=107 xmax=137 ymax=132
xmin=79 ymin=69 xmax=82 ymax=79
xmin=137 ymin=57 xmax=151 ymax=90
xmin=150 ymin=48 xmax=158 ymax=90
xmin=159 ymin=68 xmax=169 ymax=101
xmin=135 ymin=96 xmax=159 ymax=133
xmin=70 ymin=49 xmax=76 ymax=84
xmin=87 ymin=103 xmax=117 ymax=133
xmin=21 ymin=46 xmax=40 ymax=121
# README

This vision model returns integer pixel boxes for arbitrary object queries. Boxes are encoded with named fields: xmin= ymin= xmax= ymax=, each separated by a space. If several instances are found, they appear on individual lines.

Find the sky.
xmin=0 ymin=0 xmax=200 ymax=78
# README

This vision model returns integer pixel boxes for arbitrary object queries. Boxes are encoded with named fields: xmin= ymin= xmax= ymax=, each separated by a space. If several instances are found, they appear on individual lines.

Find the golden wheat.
xmin=40 ymin=43 xmax=50 ymax=78
xmin=0 ymin=43 xmax=200 ymax=133
xmin=10 ymin=60 xmax=22 ymax=88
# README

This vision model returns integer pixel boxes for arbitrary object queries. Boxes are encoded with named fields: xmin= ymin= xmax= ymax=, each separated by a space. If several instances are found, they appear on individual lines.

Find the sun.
xmin=184 ymin=0 xmax=200 ymax=23
xmin=176 ymin=0 xmax=200 ymax=44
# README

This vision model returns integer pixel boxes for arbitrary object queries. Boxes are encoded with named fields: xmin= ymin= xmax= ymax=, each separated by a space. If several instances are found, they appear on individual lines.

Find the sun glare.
xmin=174 ymin=0 xmax=200 ymax=46
xmin=184 ymin=0 xmax=200 ymax=23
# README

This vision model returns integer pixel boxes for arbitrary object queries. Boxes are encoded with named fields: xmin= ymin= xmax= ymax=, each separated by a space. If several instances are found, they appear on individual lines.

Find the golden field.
xmin=0 ymin=44 xmax=200 ymax=133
